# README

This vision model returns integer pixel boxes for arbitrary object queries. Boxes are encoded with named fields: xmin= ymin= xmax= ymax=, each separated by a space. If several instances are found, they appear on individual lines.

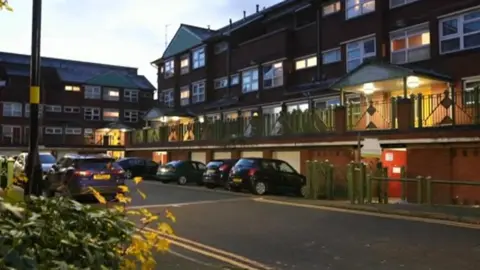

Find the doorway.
xmin=381 ymin=148 xmax=407 ymax=198
xmin=153 ymin=151 xmax=168 ymax=165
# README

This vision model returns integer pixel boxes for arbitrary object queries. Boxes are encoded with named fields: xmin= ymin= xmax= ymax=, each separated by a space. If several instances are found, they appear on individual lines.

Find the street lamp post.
xmin=24 ymin=0 xmax=43 ymax=196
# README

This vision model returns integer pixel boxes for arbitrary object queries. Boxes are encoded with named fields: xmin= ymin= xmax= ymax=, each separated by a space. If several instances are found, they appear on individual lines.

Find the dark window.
xmin=235 ymin=159 xmax=256 ymax=167
xmin=76 ymin=158 xmax=115 ymax=171
xmin=206 ymin=161 xmax=224 ymax=168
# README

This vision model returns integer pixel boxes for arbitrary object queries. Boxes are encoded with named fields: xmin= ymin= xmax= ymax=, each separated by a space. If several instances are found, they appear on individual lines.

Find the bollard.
xmin=347 ymin=162 xmax=354 ymax=204
xmin=0 ymin=158 xmax=7 ymax=189
xmin=7 ymin=158 xmax=14 ymax=188
xmin=400 ymin=166 xmax=407 ymax=201
xmin=381 ymin=167 xmax=388 ymax=204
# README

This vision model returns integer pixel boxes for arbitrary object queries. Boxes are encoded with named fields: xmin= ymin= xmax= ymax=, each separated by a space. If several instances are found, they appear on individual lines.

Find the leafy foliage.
xmin=0 ymin=0 xmax=13 ymax=11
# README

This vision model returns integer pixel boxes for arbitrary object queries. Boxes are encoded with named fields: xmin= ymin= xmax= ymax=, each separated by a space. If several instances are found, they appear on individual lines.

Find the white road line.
xmin=168 ymin=249 xmax=214 ymax=267
xmin=134 ymin=180 xmax=254 ymax=197
xmin=127 ymin=197 xmax=253 ymax=210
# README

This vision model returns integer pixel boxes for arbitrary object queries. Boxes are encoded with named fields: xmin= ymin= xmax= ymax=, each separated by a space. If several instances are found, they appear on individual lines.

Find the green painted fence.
xmin=304 ymin=160 xmax=334 ymax=200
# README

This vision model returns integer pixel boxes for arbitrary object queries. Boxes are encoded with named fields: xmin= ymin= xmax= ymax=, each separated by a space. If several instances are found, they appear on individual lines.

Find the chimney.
xmin=256 ymin=4 xmax=259 ymax=12
xmin=243 ymin=10 xmax=246 ymax=18
xmin=229 ymin=18 xmax=232 ymax=25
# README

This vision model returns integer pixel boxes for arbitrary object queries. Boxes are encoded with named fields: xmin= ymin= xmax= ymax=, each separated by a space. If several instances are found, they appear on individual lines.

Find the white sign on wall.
xmin=361 ymin=138 xmax=382 ymax=158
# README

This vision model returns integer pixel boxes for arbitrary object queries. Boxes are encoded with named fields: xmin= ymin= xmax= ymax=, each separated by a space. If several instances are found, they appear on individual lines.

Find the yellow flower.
xmin=157 ymin=222 xmax=174 ymax=235
xmin=126 ymin=210 xmax=141 ymax=215
xmin=133 ymin=176 xmax=143 ymax=184
xmin=118 ymin=185 xmax=129 ymax=193
xmin=155 ymin=238 xmax=170 ymax=252
xmin=165 ymin=209 xmax=176 ymax=223
xmin=88 ymin=187 xmax=106 ymax=204
xmin=136 ymin=188 xmax=147 ymax=199
xmin=116 ymin=193 xmax=132 ymax=204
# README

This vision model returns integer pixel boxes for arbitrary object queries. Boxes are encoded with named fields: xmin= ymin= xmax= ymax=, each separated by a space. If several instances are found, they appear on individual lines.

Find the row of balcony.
xmin=0 ymin=133 xmax=125 ymax=148
xmin=129 ymin=90 xmax=480 ymax=146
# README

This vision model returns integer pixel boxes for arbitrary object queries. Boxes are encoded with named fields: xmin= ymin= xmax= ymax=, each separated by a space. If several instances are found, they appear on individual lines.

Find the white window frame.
xmin=346 ymin=36 xmax=376 ymax=72
xmin=323 ymin=1 xmax=341 ymax=16
xmin=64 ymin=85 xmax=81 ymax=92
xmin=390 ymin=0 xmax=419 ymax=9
xmin=64 ymin=106 xmax=80 ymax=113
xmin=2 ymin=102 xmax=22 ymax=117
xmin=103 ymin=108 xmax=120 ymax=122
xmin=286 ymin=102 xmax=309 ymax=112
xmin=463 ymin=76 xmax=480 ymax=105
xmin=192 ymin=47 xmax=206 ymax=69
xmin=24 ymin=104 xmax=44 ymax=118
xmin=439 ymin=8 xmax=480 ymax=54
xmin=180 ymin=85 xmax=190 ymax=106
xmin=322 ymin=48 xmax=342 ymax=64
xmin=124 ymin=110 xmax=139 ymax=123
xmin=263 ymin=62 xmax=284 ymax=89
xmin=390 ymin=23 xmax=430 ymax=64
xmin=45 ymin=105 xmax=62 ymax=112
xmin=346 ymin=0 xmax=375 ymax=20
xmin=103 ymin=87 xmax=120 ymax=101
xmin=230 ymin=74 xmax=240 ymax=85
xmin=124 ymin=89 xmax=139 ymax=102
xmin=314 ymin=96 xmax=341 ymax=109
xmin=180 ymin=55 xmax=189 ymax=74
xmin=45 ymin=126 xmax=63 ymax=135
xmin=164 ymin=59 xmax=174 ymax=78
xmin=214 ymin=77 xmax=228 ymax=89
xmin=163 ymin=89 xmax=174 ymax=107
xmin=84 ymin=107 xmax=101 ymax=121
xmin=242 ymin=68 xmax=259 ymax=93
xmin=65 ymin=127 xmax=82 ymax=135
xmin=192 ymin=81 xmax=206 ymax=103
xmin=1 ymin=125 xmax=21 ymax=141
xmin=84 ymin=85 xmax=101 ymax=99
xmin=295 ymin=55 xmax=317 ymax=70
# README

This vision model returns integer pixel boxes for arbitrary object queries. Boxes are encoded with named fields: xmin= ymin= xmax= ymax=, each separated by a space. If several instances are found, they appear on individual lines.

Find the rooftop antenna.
xmin=165 ymin=24 xmax=171 ymax=49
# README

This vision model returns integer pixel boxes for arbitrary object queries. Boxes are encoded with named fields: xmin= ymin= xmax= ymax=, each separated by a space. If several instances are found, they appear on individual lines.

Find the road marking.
xmin=168 ymin=249 xmax=213 ymax=267
xmin=147 ymin=228 xmax=274 ymax=270
xmin=253 ymin=198 xmax=480 ymax=230
xmin=127 ymin=197 xmax=253 ymax=210
xmin=136 ymin=180 xmax=254 ymax=197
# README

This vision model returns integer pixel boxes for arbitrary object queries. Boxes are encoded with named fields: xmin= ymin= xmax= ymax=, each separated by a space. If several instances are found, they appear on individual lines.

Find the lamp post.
xmin=24 ymin=0 xmax=43 ymax=196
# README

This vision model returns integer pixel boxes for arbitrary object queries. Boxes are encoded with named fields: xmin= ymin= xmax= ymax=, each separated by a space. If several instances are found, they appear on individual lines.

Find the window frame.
xmin=180 ymin=54 xmax=190 ymax=74
xmin=323 ymin=1 xmax=341 ymax=16
xmin=180 ymin=85 xmax=190 ymax=106
xmin=164 ymin=59 xmax=175 ymax=78
xmin=346 ymin=36 xmax=376 ymax=72
xmin=389 ymin=0 xmax=419 ymax=9
xmin=191 ymin=81 xmax=206 ymax=104
xmin=45 ymin=126 xmax=63 ymax=135
xmin=83 ymin=107 xmax=101 ymax=121
xmin=163 ymin=89 xmax=174 ymax=107
xmin=64 ymin=127 xmax=82 ymax=135
xmin=102 ymin=108 xmax=120 ymax=122
xmin=124 ymin=89 xmax=139 ymax=102
xmin=390 ymin=23 xmax=430 ymax=64
xmin=2 ymin=102 xmax=22 ymax=117
xmin=124 ymin=110 xmax=139 ymax=123
xmin=322 ymin=48 xmax=342 ymax=64
xmin=346 ymin=0 xmax=375 ymax=20
xmin=230 ymin=74 xmax=240 ymax=85
xmin=103 ymin=87 xmax=120 ymax=101
xmin=45 ymin=105 xmax=62 ymax=112
xmin=295 ymin=55 xmax=317 ymax=70
xmin=214 ymin=77 xmax=228 ymax=89
xmin=64 ymin=106 xmax=80 ymax=113
xmin=439 ymin=8 xmax=480 ymax=55
xmin=64 ymin=85 xmax=81 ymax=92
xmin=24 ymin=104 xmax=44 ymax=118
xmin=242 ymin=68 xmax=259 ymax=93
xmin=262 ymin=62 xmax=284 ymax=89
xmin=192 ymin=47 xmax=206 ymax=69
xmin=84 ymin=85 xmax=102 ymax=99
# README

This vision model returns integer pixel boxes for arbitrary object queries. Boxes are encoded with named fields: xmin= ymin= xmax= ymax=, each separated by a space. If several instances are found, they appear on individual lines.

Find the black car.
xmin=116 ymin=157 xmax=159 ymax=179
xmin=156 ymin=160 xmax=206 ymax=185
xmin=228 ymin=158 xmax=306 ymax=196
xmin=202 ymin=159 xmax=238 ymax=189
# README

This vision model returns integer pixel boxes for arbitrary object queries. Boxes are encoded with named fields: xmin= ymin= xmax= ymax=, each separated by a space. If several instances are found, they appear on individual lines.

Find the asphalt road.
xmin=128 ymin=180 xmax=480 ymax=270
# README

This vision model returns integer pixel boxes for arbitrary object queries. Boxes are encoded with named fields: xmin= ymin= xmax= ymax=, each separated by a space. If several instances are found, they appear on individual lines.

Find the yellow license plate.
xmin=93 ymin=174 xmax=111 ymax=180
xmin=233 ymin=178 xmax=242 ymax=183
xmin=207 ymin=169 xmax=215 ymax=174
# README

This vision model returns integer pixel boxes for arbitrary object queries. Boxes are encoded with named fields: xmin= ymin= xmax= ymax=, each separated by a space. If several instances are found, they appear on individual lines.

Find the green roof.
xmin=85 ymin=71 xmax=138 ymax=88
xmin=162 ymin=25 xmax=204 ymax=59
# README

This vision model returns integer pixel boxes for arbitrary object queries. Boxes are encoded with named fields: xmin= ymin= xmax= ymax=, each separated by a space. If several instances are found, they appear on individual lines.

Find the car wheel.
xmin=299 ymin=184 xmax=308 ymax=198
xmin=177 ymin=176 xmax=188 ymax=185
xmin=125 ymin=170 xmax=133 ymax=179
xmin=252 ymin=181 xmax=267 ymax=195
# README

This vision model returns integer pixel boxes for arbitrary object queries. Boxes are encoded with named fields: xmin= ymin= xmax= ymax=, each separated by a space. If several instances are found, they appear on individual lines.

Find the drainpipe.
xmin=315 ymin=4 xmax=322 ymax=81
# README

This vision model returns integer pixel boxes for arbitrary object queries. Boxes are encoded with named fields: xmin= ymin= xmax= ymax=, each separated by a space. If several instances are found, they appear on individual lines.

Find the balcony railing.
xmin=347 ymin=98 xmax=397 ymax=131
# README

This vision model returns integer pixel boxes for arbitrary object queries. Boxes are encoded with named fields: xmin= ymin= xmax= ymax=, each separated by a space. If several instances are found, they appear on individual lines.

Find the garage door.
xmin=273 ymin=151 xmax=301 ymax=173
xmin=240 ymin=151 xmax=263 ymax=158
xmin=191 ymin=151 xmax=207 ymax=164
xmin=213 ymin=151 xmax=231 ymax=160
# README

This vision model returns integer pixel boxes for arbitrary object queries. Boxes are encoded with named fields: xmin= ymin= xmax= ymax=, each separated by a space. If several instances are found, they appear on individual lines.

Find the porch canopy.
xmin=329 ymin=61 xmax=453 ymax=104
xmin=98 ymin=122 xmax=133 ymax=132
xmin=143 ymin=106 xmax=197 ymax=123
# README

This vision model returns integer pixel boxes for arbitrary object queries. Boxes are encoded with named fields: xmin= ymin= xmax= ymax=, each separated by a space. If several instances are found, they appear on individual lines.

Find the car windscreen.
xmin=76 ymin=158 xmax=117 ymax=171
xmin=235 ymin=159 xmax=256 ymax=168
xmin=206 ymin=161 xmax=224 ymax=168
xmin=39 ymin=154 xmax=56 ymax=164
xmin=165 ymin=161 xmax=180 ymax=167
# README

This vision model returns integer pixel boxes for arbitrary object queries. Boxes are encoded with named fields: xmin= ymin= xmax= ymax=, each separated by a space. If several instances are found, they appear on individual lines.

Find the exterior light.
xmin=120 ymin=128 xmax=127 ymax=132
xmin=407 ymin=76 xmax=420 ymax=88
xmin=253 ymin=112 xmax=259 ymax=117
xmin=171 ymin=116 xmax=180 ymax=121
xmin=362 ymin=83 xmax=375 ymax=95
xmin=160 ymin=116 xmax=168 ymax=123
xmin=198 ymin=116 xmax=205 ymax=123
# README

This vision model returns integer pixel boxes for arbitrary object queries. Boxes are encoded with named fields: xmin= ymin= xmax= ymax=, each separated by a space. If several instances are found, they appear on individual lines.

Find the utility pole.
xmin=24 ymin=0 xmax=43 ymax=197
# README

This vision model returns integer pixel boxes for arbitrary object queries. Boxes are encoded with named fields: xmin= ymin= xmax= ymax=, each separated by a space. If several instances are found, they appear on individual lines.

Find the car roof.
xmin=238 ymin=157 xmax=284 ymax=162
xmin=63 ymin=153 xmax=114 ymax=160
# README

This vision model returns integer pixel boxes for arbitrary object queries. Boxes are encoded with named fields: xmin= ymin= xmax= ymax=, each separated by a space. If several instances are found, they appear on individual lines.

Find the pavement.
xmin=126 ymin=179 xmax=480 ymax=270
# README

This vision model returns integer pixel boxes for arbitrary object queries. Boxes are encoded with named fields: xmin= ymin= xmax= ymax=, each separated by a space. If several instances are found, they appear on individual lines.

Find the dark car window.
xmin=146 ymin=160 xmax=158 ymax=167
xmin=261 ymin=160 xmax=278 ymax=170
xmin=206 ymin=161 xmax=224 ymax=168
xmin=75 ymin=158 xmax=116 ymax=171
xmin=39 ymin=154 xmax=56 ymax=164
xmin=277 ymin=161 xmax=296 ymax=174
xmin=129 ymin=158 xmax=145 ymax=166
xmin=166 ymin=161 xmax=181 ymax=167
xmin=235 ymin=159 xmax=256 ymax=167
xmin=194 ymin=162 xmax=206 ymax=170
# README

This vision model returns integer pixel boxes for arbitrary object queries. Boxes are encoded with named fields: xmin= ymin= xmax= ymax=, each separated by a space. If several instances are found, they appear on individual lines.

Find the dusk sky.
xmin=0 ymin=0 xmax=281 ymax=88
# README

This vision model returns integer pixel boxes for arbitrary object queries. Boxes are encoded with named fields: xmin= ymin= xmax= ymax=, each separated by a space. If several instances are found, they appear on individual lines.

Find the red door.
xmin=381 ymin=150 xmax=407 ymax=198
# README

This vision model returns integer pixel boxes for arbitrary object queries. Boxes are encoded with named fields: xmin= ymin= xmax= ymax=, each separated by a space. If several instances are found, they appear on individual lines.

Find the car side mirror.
xmin=51 ymin=164 xmax=58 ymax=171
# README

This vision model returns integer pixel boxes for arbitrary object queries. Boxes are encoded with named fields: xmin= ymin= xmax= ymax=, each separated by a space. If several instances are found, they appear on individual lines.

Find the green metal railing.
xmin=0 ymin=157 xmax=15 ymax=190
xmin=425 ymin=179 xmax=480 ymax=205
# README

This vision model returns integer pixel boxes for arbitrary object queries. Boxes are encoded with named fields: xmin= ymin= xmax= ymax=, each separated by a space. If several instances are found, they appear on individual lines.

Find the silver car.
xmin=14 ymin=152 xmax=57 ymax=179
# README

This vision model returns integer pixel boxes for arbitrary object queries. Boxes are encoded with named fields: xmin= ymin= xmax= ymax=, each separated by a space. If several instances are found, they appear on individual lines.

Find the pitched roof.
xmin=0 ymin=51 xmax=155 ymax=90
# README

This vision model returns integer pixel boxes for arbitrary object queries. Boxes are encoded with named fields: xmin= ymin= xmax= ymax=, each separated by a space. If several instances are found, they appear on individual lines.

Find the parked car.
xmin=227 ymin=158 xmax=306 ymax=196
xmin=14 ymin=152 xmax=57 ymax=179
xmin=44 ymin=154 xmax=125 ymax=199
xmin=202 ymin=159 xmax=238 ymax=189
xmin=116 ymin=157 xmax=159 ymax=179
xmin=156 ymin=160 xmax=206 ymax=185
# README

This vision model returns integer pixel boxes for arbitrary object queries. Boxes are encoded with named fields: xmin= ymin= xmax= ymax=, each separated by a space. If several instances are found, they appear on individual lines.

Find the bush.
xmin=0 ymin=177 xmax=175 ymax=269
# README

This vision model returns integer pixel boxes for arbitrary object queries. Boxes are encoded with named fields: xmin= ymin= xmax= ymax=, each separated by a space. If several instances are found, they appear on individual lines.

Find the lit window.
xmin=230 ymin=74 xmax=240 ymax=85
xmin=295 ymin=56 xmax=317 ymax=70
xmin=64 ymin=85 xmax=81 ymax=92
xmin=84 ymin=85 xmax=101 ymax=99
xmin=103 ymin=109 xmax=119 ymax=121
xmin=180 ymin=55 xmax=189 ymax=74
xmin=192 ymin=81 xmax=205 ymax=103
xmin=439 ymin=8 xmax=480 ymax=54
xmin=242 ymin=68 xmax=259 ymax=93
xmin=263 ymin=62 xmax=284 ymax=89
xmin=287 ymin=103 xmax=309 ymax=112
xmin=390 ymin=0 xmax=419 ymax=9
xmin=323 ymin=1 xmax=341 ymax=16
xmin=2 ymin=102 xmax=22 ymax=117
xmin=346 ymin=0 xmax=375 ymax=19
xmin=192 ymin=47 xmax=205 ymax=69
xmin=163 ymin=89 xmax=174 ymax=107
xmin=180 ymin=86 xmax=190 ymax=106
xmin=103 ymin=87 xmax=120 ymax=101
xmin=390 ymin=23 xmax=430 ymax=64
xmin=346 ymin=36 xmax=376 ymax=72
xmin=124 ymin=110 xmax=139 ymax=123
xmin=124 ymin=89 xmax=139 ymax=102
xmin=214 ymin=77 xmax=228 ymax=89
xmin=164 ymin=59 xmax=174 ymax=78
xmin=322 ymin=48 xmax=341 ymax=64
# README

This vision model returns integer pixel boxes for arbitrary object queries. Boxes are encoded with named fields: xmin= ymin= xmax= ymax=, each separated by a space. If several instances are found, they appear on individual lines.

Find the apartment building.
xmin=0 ymin=52 xmax=155 ymax=157
xmin=128 ymin=0 xmax=480 ymax=203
